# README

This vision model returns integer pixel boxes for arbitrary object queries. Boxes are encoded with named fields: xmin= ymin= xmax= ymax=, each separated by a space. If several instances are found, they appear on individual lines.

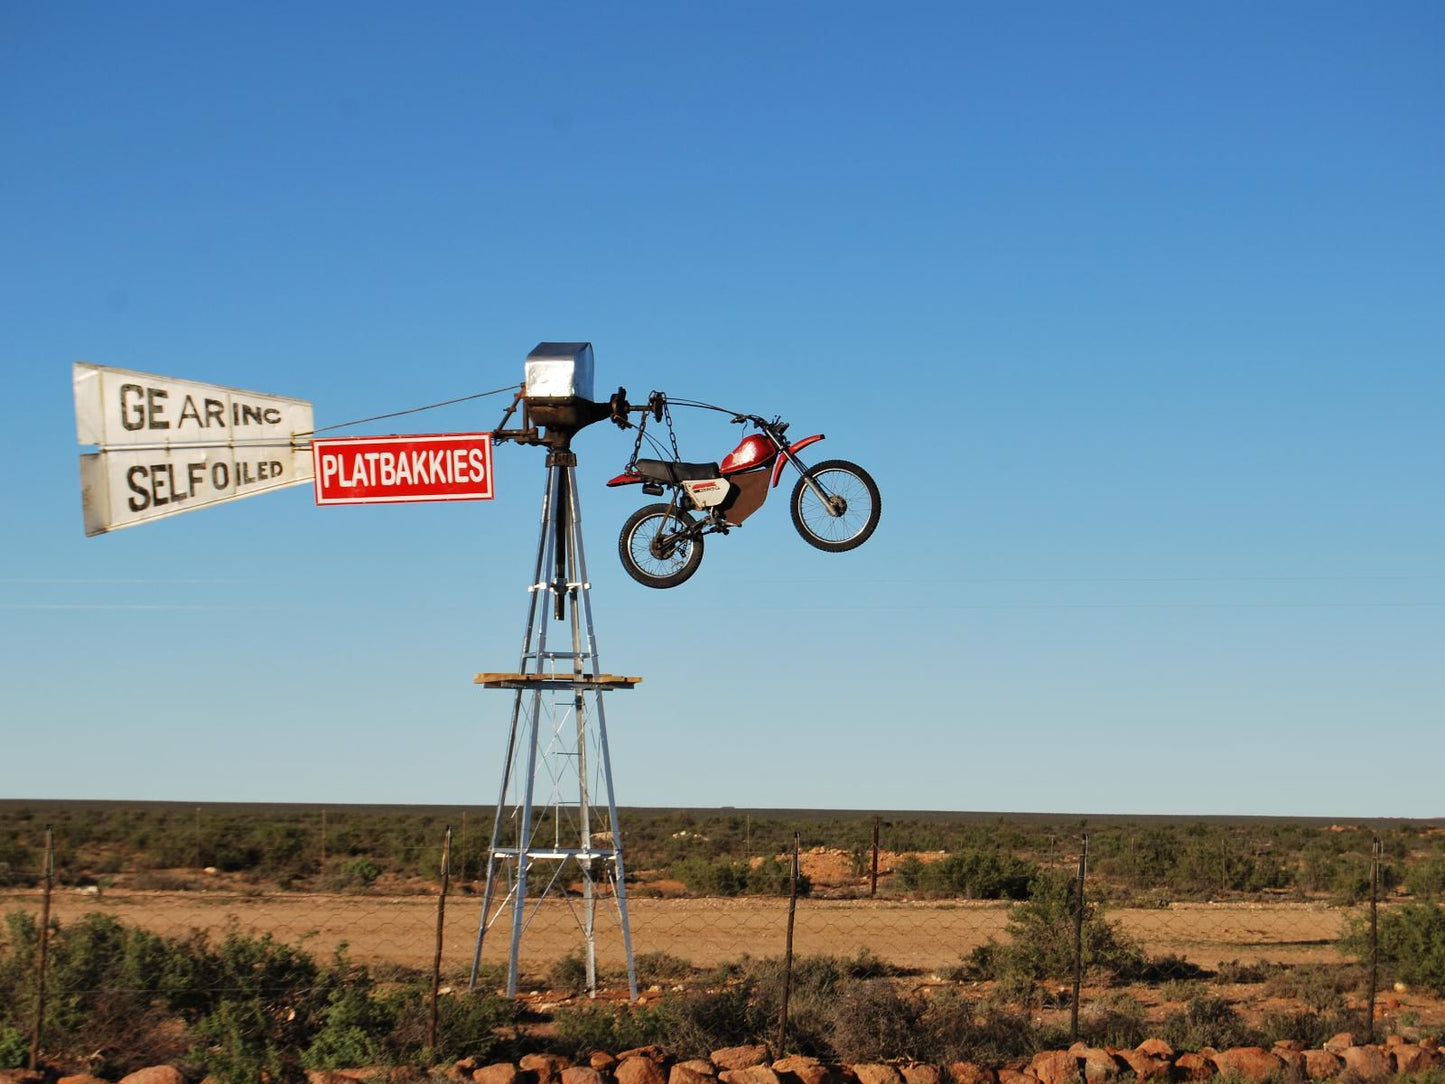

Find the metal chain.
xmin=662 ymin=398 xmax=682 ymax=462
xmin=626 ymin=412 xmax=648 ymax=472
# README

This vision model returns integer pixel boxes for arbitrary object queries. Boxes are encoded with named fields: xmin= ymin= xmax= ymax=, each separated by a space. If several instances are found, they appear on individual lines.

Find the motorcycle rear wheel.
xmin=619 ymin=503 xmax=705 ymax=588
xmin=790 ymin=459 xmax=881 ymax=552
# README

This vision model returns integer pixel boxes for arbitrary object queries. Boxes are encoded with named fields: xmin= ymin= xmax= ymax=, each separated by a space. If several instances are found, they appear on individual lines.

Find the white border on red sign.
xmin=311 ymin=432 xmax=495 ymax=505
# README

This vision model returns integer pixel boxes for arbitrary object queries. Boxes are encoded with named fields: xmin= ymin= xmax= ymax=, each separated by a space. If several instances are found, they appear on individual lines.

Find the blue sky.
xmin=2 ymin=4 xmax=1441 ymax=817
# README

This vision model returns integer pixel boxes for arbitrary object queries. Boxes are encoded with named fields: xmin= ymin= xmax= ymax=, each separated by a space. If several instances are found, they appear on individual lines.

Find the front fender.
xmin=770 ymin=434 xmax=825 ymax=488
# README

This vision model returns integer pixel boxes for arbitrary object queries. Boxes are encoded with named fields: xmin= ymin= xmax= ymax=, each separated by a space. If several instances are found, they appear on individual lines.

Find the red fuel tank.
xmin=720 ymin=434 xmax=776 ymax=474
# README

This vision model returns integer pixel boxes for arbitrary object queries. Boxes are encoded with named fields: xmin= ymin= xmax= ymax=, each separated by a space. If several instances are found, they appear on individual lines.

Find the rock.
xmin=451 ymin=1060 xmax=482 ymax=1082
xmin=1078 ymin=1050 xmax=1120 ymax=1084
xmin=1027 ymin=1052 xmax=1077 ymax=1084
xmin=713 ymin=1049 xmax=772 ymax=1073
xmin=1322 ymin=1033 xmax=1356 ymax=1054
xmin=996 ymin=1071 xmax=1038 ymax=1084
xmin=620 ymin=1049 xmax=667 ymax=1064
xmin=1272 ymin=1040 xmax=1305 ymax=1053
xmin=120 ymin=1070 xmax=186 ymax=1084
xmin=672 ymin=1067 xmax=718 ymax=1084
xmin=591 ymin=1055 xmax=620 ymax=1072
xmin=618 ymin=1059 xmax=668 ymax=1084
xmin=1210 ymin=1048 xmax=1281 ymax=1084
xmin=676 ymin=1063 xmax=718 ymax=1078
xmin=521 ymin=1055 xmax=573 ymax=1084
xmin=946 ymin=1065 xmax=996 ymax=1084
xmin=1134 ymin=1040 xmax=1173 ymax=1060
xmin=562 ymin=1069 xmax=605 ymax=1084
xmin=773 ymin=1059 xmax=840 ymax=1084
xmin=1302 ymin=1049 xmax=1343 ymax=1080
xmin=1272 ymin=1048 xmax=1305 ymax=1076
xmin=1392 ymin=1045 xmax=1438 ymax=1075
xmin=0 ymin=1073 xmax=47 ymax=1084
xmin=1340 ymin=1046 xmax=1391 ymax=1083
xmin=719 ymin=1070 xmax=781 ymax=1084
xmin=474 ymin=1065 xmax=520 ymax=1084
xmin=902 ymin=1067 xmax=941 ymax=1084
xmin=59 ymin=1077 xmax=111 ymax=1084
xmin=850 ymin=1068 xmax=901 ymax=1084
xmin=1113 ymin=1052 xmax=1168 ymax=1083
xmin=1172 ymin=1053 xmax=1212 ymax=1082
xmin=1385 ymin=1035 xmax=1408 ymax=1047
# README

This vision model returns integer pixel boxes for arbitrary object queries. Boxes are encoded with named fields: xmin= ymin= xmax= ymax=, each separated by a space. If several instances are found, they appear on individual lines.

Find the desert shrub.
xmin=895 ymin=854 xmax=925 ymax=891
xmin=1077 ymin=992 xmax=1147 ymax=1049
xmin=910 ymin=850 xmax=1034 ymax=900
xmin=324 ymin=857 xmax=381 ymax=892
xmin=1407 ymin=859 xmax=1445 ymax=901
xmin=1160 ymin=993 xmax=1254 ymax=1051
xmin=1343 ymin=903 xmax=1445 ymax=996
xmin=967 ymin=872 xmax=1144 ymax=984
xmin=302 ymin=986 xmax=395 ymax=1070
xmin=1213 ymin=958 xmax=1282 ymax=984
xmin=0 ymin=1025 xmax=25 ymax=1069
xmin=1256 ymin=1007 xmax=1356 ymax=1048
xmin=827 ymin=980 xmax=925 ymax=1062
xmin=634 ymin=950 xmax=693 ymax=984
xmin=547 ymin=951 xmax=590 ymax=995
xmin=921 ymin=992 xmax=1041 ymax=1063
xmin=385 ymin=986 xmax=518 ymax=1062
xmin=1263 ymin=964 xmax=1362 ymax=1012
xmin=553 ymin=1001 xmax=676 ymax=1058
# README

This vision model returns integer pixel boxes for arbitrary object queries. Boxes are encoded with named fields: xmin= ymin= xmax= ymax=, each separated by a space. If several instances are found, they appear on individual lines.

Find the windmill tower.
xmin=470 ymin=344 xmax=639 ymax=999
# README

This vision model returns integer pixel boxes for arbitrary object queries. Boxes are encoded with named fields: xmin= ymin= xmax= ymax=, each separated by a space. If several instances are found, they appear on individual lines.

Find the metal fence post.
xmin=428 ymin=825 xmax=453 ymax=1053
xmin=1069 ymin=832 xmax=1089 ymax=1044
xmin=870 ymin=816 xmax=880 ymax=898
xmin=777 ymin=831 xmax=800 ymax=1055
xmin=1366 ymin=837 xmax=1380 ymax=1044
xmin=28 ymin=825 xmax=54 ymax=1072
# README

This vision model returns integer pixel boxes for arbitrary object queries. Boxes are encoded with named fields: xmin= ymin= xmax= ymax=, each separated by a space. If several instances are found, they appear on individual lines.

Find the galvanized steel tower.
xmin=470 ymin=344 xmax=639 ymax=999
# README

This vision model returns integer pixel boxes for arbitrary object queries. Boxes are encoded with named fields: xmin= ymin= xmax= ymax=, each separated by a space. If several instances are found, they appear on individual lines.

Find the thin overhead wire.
xmin=300 ymin=383 xmax=521 ymax=437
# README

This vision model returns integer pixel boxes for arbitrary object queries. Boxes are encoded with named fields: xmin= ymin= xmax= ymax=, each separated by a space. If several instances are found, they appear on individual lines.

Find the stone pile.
xmin=2 ymin=1032 xmax=1439 ymax=1084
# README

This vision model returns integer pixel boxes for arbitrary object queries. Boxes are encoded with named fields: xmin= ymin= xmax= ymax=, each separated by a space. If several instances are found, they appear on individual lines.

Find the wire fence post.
xmin=1069 ymin=832 xmax=1088 ymax=1044
xmin=870 ymin=816 xmax=880 ymax=898
xmin=1366 ymin=836 xmax=1380 ymax=1044
xmin=428 ymin=825 xmax=453 ymax=1053
xmin=777 ymin=831 xmax=800 ymax=1056
xmin=28 ymin=825 xmax=54 ymax=1072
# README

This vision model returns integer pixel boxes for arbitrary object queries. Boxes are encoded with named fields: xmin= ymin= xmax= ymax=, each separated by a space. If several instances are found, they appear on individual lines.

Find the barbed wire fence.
xmin=0 ymin=810 xmax=1426 ymax=1067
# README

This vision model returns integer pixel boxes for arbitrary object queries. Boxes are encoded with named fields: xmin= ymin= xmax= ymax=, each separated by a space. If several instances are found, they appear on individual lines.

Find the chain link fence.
xmin=3 ymin=805 xmax=1442 ymax=1069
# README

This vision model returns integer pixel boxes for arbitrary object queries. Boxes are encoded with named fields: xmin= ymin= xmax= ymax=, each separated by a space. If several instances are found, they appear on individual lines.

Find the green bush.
xmin=1407 ymin=860 xmax=1445 ymax=901
xmin=1344 ymin=903 xmax=1445 ymax=996
xmin=1160 ymin=993 xmax=1253 ymax=1051
xmin=0 ymin=1025 xmax=26 ymax=1070
xmin=553 ymin=1001 xmax=676 ymax=1058
xmin=965 ymin=872 xmax=1144 ymax=984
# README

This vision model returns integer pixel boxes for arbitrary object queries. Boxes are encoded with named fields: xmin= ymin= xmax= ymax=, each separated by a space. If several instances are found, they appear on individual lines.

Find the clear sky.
xmin=2 ymin=3 xmax=1441 ymax=817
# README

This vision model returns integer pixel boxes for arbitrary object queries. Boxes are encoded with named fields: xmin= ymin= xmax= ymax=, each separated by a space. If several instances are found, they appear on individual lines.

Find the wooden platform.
xmin=473 ymin=672 xmax=642 ymax=690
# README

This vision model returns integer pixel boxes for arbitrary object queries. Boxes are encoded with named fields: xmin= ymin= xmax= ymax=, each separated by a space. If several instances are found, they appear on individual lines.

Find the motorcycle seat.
xmin=633 ymin=458 xmax=722 ymax=484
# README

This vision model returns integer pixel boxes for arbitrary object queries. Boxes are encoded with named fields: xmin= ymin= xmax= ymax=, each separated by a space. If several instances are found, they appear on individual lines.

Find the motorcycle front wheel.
xmin=790 ymin=459 xmax=881 ymax=552
xmin=619 ymin=503 xmax=705 ymax=588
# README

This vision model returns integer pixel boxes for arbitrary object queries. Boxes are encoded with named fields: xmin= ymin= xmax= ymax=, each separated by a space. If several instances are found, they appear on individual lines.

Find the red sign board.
xmin=312 ymin=433 xmax=495 ymax=505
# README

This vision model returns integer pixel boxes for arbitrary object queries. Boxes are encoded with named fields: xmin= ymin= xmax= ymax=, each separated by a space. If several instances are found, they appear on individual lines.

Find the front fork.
xmin=776 ymin=443 xmax=843 ymax=516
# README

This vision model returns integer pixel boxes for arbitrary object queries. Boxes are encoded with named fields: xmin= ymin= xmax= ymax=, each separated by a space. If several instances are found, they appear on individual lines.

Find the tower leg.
xmin=473 ymin=457 xmax=639 ymax=1000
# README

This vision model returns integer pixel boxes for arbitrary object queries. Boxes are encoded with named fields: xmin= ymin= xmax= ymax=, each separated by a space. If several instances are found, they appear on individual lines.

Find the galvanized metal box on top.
xmin=524 ymin=342 xmax=595 ymax=402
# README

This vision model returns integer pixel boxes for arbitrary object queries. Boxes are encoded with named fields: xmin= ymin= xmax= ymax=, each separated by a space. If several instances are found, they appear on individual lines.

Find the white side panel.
xmin=72 ymin=362 xmax=313 ymax=450
xmin=78 ymin=444 xmax=314 ymax=536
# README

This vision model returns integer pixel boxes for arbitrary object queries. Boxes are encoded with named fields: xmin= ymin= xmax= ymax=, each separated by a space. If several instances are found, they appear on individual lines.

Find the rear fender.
xmin=607 ymin=472 xmax=643 ymax=487
xmin=770 ymin=434 xmax=825 ymax=488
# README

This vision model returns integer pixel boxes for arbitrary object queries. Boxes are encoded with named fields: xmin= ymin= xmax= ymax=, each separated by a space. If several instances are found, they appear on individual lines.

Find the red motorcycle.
xmin=606 ymin=394 xmax=880 ymax=588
